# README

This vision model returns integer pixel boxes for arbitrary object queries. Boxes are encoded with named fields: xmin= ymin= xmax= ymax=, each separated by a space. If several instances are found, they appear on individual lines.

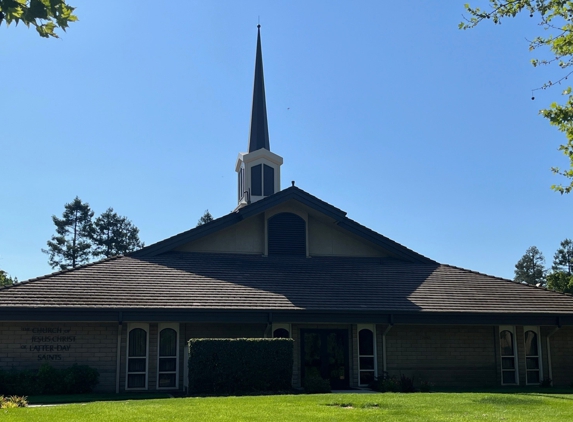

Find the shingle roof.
xmin=3 ymin=252 xmax=573 ymax=314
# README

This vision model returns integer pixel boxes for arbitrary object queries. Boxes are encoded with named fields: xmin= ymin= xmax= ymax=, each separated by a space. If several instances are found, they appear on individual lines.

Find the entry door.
xmin=301 ymin=329 xmax=349 ymax=390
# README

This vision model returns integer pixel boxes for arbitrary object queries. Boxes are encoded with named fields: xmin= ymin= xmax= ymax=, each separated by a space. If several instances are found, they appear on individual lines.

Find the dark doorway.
xmin=301 ymin=329 xmax=349 ymax=390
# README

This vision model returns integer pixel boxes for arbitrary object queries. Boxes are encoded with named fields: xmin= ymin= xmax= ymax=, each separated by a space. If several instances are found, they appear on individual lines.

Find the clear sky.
xmin=2 ymin=1 xmax=573 ymax=282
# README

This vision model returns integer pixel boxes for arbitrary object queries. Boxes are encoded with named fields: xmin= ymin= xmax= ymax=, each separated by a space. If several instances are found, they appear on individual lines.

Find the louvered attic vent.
xmin=268 ymin=212 xmax=306 ymax=256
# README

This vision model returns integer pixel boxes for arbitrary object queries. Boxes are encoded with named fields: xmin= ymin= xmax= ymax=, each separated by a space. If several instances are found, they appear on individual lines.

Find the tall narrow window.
xmin=524 ymin=327 xmax=541 ymax=385
xmin=127 ymin=324 xmax=148 ymax=390
xmin=251 ymin=164 xmax=262 ymax=196
xmin=358 ymin=325 xmax=376 ymax=386
xmin=263 ymin=164 xmax=274 ymax=196
xmin=158 ymin=323 xmax=179 ymax=389
xmin=499 ymin=326 xmax=518 ymax=385
xmin=238 ymin=168 xmax=244 ymax=201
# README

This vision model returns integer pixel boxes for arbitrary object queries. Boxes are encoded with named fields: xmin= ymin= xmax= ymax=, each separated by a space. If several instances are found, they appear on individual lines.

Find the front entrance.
xmin=301 ymin=329 xmax=349 ymax=389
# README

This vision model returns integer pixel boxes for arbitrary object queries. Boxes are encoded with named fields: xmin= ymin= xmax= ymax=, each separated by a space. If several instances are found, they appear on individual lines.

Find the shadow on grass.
xmin=431 ymin=386 xmax=573 ymax=395
xmin=27 ymin=392 xmax=172 ymax=405
xmin=475 ymin=395 xmax=543 ymax=405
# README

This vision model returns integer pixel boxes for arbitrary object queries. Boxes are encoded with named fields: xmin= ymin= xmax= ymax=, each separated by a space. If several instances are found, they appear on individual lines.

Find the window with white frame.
xmin=157 ymin=323 xmax=179 ymax=389
xmin=524 ymin=326 xmax=542 ymax=385
xmin=357 ymin=324 xmax=377 ymax=386
xmin=499 ymin=326 xmax=518 ymax=385
xmin=272 ymin=323 xmax=291 ymax=338
xmin=126 ymin=323 xmax=149 ymax=390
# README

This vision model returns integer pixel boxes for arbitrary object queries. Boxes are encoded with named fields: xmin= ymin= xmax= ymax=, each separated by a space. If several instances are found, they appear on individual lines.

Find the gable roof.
xmin=131 ymin=185 xmax=435 ymax=264
xmin=2 ymin=252 xmax=573 ymax=319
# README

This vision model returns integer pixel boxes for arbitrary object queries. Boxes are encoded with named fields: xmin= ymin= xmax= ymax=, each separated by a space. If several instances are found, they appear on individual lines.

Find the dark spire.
xmin=248 ymin=25 xmax=270 ymax=152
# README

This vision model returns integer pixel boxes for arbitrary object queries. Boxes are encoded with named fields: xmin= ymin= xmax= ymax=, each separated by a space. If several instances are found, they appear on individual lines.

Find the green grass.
xmin=3 ymin=392 xmax=573 ymax=421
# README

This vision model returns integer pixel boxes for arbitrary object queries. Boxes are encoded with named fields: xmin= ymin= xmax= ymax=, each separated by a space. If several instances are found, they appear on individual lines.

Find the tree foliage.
xmin=43 ymin=197 xmax=144 ymax=271
xmin=514 ymin=245 xmax=547 ymax=285
xmin=92 ymin=208 xmax=144 ymax=259
xmin=551 ymin=238 xmax=573 ymax=272
xmin=0 ymin=0 xmax=77 ymax=38
xmin=460 ymin=1 xmax=573 ymax=193
xmin=546 ymin=238 xmax=573 ymax=292
xmin=0 ymin=269 xmax=16 ymax=286
xmin=547 ymin=270 xmax=573 ymax=293
xmin=43 ymin=196 xmax=94 ymax=271
xmin=197 ymin=210 xmax=214 ymax=227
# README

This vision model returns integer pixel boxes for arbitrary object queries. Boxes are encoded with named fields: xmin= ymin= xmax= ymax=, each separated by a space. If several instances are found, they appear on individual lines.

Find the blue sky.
xmin=2 ymin=1 xmax=572 ymax=281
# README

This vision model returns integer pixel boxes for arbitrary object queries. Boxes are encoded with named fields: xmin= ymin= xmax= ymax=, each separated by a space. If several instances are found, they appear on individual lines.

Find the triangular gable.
xmin=131 ymin=186 xmax=435 ymax=264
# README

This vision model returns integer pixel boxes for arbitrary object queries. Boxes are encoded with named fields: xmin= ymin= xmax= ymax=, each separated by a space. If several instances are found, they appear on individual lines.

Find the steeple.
xmin=235 ymin=26 xmax=283 ymax=209
xmin=249 ymin=25 xmax=270 ymax=152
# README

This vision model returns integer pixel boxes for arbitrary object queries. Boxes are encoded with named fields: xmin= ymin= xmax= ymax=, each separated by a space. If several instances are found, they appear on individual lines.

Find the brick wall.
xmin=385 ymin=325 xmax=498 ymax=388
xmin=545 ymin=326 xmax=573 ymax=387
xmin=0 ymin=322 xmax=118 ymax=392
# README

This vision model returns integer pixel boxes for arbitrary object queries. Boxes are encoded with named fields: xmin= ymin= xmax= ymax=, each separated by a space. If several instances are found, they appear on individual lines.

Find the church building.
xmin=1 ymin=27 xmax=573 ymax=393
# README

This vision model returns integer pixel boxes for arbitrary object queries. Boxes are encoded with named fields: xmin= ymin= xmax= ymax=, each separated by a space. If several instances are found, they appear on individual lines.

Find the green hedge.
xmin=0 ymin=363 xmax=99 ymax=396
xmin=188 ymin=338 xmax=293 ymax=395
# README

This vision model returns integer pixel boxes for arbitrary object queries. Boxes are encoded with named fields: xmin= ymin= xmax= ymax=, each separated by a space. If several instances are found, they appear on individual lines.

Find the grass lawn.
xmin=3 ymin=392 xmax=573 ymax=421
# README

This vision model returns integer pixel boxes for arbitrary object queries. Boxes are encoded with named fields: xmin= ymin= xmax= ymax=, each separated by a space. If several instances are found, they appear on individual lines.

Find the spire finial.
xmin=248 ymin=24 xmax=270 ymax=152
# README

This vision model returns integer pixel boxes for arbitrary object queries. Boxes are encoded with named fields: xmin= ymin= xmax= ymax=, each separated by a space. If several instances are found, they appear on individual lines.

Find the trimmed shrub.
xmin=188 ymin=338 xmax=293 ymax=395
xmin=0 ymin=363 xmax=99 ymax=396
xmin=303 ymin=374 xmax=331 ymax=394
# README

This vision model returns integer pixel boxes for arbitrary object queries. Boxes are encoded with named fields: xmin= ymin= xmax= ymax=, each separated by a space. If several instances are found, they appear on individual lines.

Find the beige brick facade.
xmin=384 ymin=325 xmax=498 ymax=387
xmin=1 ymin=321 xmax=572 ymax=392
xmin=0 ymin=322 xmax=118 ymax=392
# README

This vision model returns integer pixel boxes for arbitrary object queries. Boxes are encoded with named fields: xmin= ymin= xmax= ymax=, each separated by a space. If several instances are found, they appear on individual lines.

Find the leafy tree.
xmin=92 ymin=208 xmax=144 ymax=258
xmin=460 ymin=1 xmax=573 ymax=193
xmin=197 ymin=210 xmax=214 ymax=227
xmin=547 ymin=270 xmax=573 ymax=293
xmin=0 ymin=269 xmax=16 ymax=286
xmin=514 ymin=246 xmax=547 ymax=285
xmin=43 ymin=196 xmax=94 ymax=271
xmin=0 ymin=0 xmax=77 ymax=38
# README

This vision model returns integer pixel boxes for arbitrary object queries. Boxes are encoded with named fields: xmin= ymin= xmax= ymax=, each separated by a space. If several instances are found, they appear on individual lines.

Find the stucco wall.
xmin=308 ymin=216 xmax=386 ymax=257
xmin=0 ymin=322 xmax=118 ymax=393
xmin=175 ymin=214 xmax=265 ymax=254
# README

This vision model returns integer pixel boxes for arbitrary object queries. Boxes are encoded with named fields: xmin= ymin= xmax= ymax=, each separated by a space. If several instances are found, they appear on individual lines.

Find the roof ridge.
xmin=4 ymin=255 xmax=125 ymax=288
xmin=341 ymin=215 xmax=436 ymax=264
xmin=440 ymin=263 xmax=573 ymax=297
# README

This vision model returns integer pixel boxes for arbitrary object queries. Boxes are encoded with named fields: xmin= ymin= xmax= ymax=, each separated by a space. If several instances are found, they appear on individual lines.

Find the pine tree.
xmin=547 ymin=239 xmax=573 ymax=293
xmin=92 ymin=208 xmax=144 ymax=258
xmin=43 ymin=197 xmax=95 ymax=270
xmin=197 ymin=210 xmax=214 ymax=227
xmin=514 ymin=246 xmax=546 ymax=286
xmin=0 ymin=269 xmax=16 ymax=286
xmin=552 ymin=239 xmax=573 ymax=273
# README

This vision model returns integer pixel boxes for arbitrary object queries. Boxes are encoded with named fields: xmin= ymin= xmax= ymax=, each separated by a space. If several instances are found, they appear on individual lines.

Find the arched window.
xmin=358 ymin=326 xmax=376 ymax=386
xmin=127 ymin=325 xmax=148 ymax=389
xmin=158 ymin=325 xmax=179 ymax=389
xmin=273 ymin=328 xmax=290 ymax=338
xmin=500 ymin=327 xmax=517 ymax=385
xmin=524 ymin=327 xmax=541 ymax=385
xmin=268 ymin=213 xmax=306 ymax=256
